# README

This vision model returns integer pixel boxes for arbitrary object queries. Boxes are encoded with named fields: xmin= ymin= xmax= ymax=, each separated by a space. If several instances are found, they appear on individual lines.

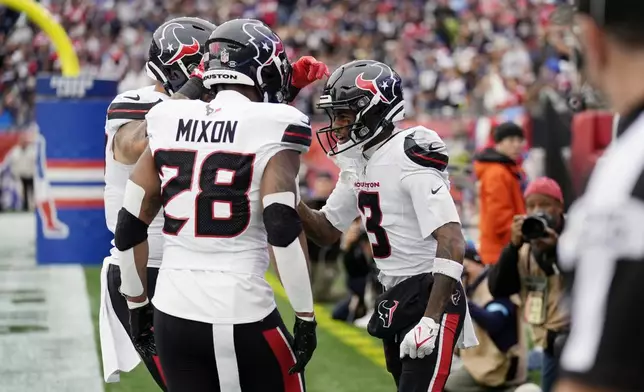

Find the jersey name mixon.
xmin=176 ymin=119 xmax=237 ymax=144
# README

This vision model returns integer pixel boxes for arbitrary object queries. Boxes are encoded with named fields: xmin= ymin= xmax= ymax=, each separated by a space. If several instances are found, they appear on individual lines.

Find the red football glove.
xmin=291 ymin=56 xmax=330 ymax=89
xmin=189 ymin=56 xmax=206 ymax=80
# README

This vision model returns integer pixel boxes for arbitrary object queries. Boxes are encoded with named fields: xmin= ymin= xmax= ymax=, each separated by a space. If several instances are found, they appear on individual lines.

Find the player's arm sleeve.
xmin=114 ymin=147 xmax=162 ymax=304
xmin=319 ymin=172 xmax=359 ymax=233
xmin=261 ymin=148 xmax=314 ymax=317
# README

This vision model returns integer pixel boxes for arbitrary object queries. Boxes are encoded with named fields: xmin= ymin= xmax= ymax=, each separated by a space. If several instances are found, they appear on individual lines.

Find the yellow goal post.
xmin=0 ymin=0 xmax=79 ymax=76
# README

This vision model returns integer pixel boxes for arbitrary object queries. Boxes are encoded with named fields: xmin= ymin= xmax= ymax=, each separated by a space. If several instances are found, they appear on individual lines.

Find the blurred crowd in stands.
xmin=0 ymin=0 xmax=575 ymax=130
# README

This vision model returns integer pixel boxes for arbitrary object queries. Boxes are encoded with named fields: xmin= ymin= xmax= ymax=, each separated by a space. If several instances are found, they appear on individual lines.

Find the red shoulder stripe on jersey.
xmin=107 ymin=99 xmax=163 ymax=121
xmin=281 ymin=124 xmax=312 ymax=148
xmin=403 ymin=133 xmax=448 ymax=171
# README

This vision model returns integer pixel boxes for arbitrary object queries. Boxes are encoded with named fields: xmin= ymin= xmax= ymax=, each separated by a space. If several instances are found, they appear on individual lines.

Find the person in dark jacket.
xmin=305 ymin=172 xmax=342 ymax=302
xmin=446 ymin=242 xmax=527 ymax=392
xmin=332 ymin=226 xmax=372 ymax=323
xmin=488 ymin=177 xmax=569 ymax=392
xmin=474 ymin=122 xmax=527 ymax=265
xmin=332 ymin=219 xmax=383 ymax=324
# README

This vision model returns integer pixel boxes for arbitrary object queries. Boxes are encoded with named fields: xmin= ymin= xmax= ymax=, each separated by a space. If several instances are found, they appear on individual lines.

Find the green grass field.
xmin=84 ymin=267 xmax=395 ymax=392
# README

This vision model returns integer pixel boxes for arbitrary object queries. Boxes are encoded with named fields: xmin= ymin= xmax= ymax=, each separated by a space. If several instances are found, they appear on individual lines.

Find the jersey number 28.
xmin=154 ymin=150 xmax=254 ymax=237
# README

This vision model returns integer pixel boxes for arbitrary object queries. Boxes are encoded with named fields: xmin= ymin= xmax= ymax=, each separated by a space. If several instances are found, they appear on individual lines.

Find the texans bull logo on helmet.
xmin=242 ymin=21 xmax=286 ymax=72
xmin=378 ymin=300 xmax=399 ymax=328
xmin=354 ymin=63 xmax=400 ymax=104
xmin=157 ymin=22 xmax=201 ymax=65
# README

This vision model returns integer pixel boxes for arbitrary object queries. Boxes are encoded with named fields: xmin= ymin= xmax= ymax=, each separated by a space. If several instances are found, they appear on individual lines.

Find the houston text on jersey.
xmin=176 ymin=119 xmax=237 ymax=144
xmin=354 ymin=181 xmax=380 ymax=189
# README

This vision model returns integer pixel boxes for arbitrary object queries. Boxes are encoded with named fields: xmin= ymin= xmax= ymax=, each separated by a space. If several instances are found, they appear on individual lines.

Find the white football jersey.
xmin=104 ymin=85 xmax=167 ymax=267
xmin=322 ymin=126 xmax=461 ymax=290
xmin=146 ymin=90 xmax=311 ymax=324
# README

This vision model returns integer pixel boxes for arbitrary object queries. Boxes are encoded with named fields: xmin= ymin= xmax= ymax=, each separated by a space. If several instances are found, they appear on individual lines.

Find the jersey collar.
xmin=362 ymin=128 xmax=403 ymax=160
xmin=616 ymin=100 xmax=644 ymax=138
xmin=213 ymin=90 xmax=251 ymax=103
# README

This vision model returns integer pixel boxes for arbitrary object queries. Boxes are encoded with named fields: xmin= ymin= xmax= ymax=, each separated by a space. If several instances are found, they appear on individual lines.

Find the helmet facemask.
xmin=316 ymin=94 xmax=392 ymax=156
xmin=145 ymin=44 xmax=191 ymax=95
xmin=257 ymin=54 xmax=293 ymax=103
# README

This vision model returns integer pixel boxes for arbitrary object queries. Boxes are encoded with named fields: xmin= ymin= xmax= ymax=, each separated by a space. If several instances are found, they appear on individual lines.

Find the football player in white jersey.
xmin=297 ymin=60 xmax=479 ymax=391
xmin=113 ymin=19 xmax=328 ymax=391
xmin=101 ymin=17 xmax=216 ymax=389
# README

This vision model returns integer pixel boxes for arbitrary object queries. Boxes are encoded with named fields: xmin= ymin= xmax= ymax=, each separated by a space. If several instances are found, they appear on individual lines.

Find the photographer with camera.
xmin=488 ymin=177 xmax=570 ymax=392
xmin=446 ymin=242 xmax=528 ymax=392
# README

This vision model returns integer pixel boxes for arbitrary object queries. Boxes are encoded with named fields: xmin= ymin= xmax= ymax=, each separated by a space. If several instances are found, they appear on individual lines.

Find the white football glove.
xmin=400 ymin=317 xmax=440 ymax=359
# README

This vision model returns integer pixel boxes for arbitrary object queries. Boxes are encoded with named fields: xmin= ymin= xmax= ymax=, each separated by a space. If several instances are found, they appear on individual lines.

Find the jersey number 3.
xmin=358 ymin=192 xmax=391 ymax=259
xmin=155 ymin=150 xmax=254 ymax=237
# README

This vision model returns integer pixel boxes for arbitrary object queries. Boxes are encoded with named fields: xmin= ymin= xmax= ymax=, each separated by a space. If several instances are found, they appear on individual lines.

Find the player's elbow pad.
xmin=115 ymin=208 xmax=148 ymax=298
xmin=114 ymin=208 xmax=149 ymax=251
xmin=263 ymin=200 xmax=303 ymax=247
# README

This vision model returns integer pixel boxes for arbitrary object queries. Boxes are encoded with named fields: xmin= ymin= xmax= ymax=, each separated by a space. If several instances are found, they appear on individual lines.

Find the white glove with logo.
xmin=400 ymin=317 xmax=440 ymax=359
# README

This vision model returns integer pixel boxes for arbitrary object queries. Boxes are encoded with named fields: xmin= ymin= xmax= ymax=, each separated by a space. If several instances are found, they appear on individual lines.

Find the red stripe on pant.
xmin=430 ymin=313 xmax=460 ymax=392
xmin=152 ymin=355 xmax=167 ymax=386
xmin=263 ymin=328 xmax=303 ymax=392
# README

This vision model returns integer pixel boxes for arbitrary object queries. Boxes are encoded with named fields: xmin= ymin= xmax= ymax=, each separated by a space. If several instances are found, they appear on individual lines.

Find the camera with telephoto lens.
xmin=521 ymin=212 xmax=556 ymax=240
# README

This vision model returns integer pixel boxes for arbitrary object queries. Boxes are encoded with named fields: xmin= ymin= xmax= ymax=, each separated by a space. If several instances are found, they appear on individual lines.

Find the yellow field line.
xmin=265 ymin=273 xmax=387 ymax=369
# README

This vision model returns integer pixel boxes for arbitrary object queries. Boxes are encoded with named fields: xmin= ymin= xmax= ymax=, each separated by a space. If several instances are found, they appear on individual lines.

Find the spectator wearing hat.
xmin=488 ymin=177 xmax=570 ymax=392
xmin=446 ymin=241 xmax=527 ymax=392
xmin=474 ymin=122 xmax=527 ymax=265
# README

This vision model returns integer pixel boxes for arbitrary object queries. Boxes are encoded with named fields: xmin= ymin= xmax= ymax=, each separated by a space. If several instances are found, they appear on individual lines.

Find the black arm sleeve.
xmin=487 ymin=243 xmax=522 ymax=297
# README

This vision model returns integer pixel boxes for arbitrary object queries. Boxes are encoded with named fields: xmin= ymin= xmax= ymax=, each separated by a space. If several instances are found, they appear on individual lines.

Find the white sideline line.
xmin=47 ymin=168 xmax=105 ymax=182
xmin=50 ymin=186 xmax=104 ymax=199
xmin=0 ymin=213 xmax=103 ymax=392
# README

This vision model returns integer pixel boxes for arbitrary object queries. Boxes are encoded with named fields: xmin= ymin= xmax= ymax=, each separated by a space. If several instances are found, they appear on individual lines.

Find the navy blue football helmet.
xmin=316 ymin=60 xmax=405 ymax=156
xmin=202 ymin=19 xmax=292 ymax=103
xmin=146 ymin=17 xmax=217 ymax=95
